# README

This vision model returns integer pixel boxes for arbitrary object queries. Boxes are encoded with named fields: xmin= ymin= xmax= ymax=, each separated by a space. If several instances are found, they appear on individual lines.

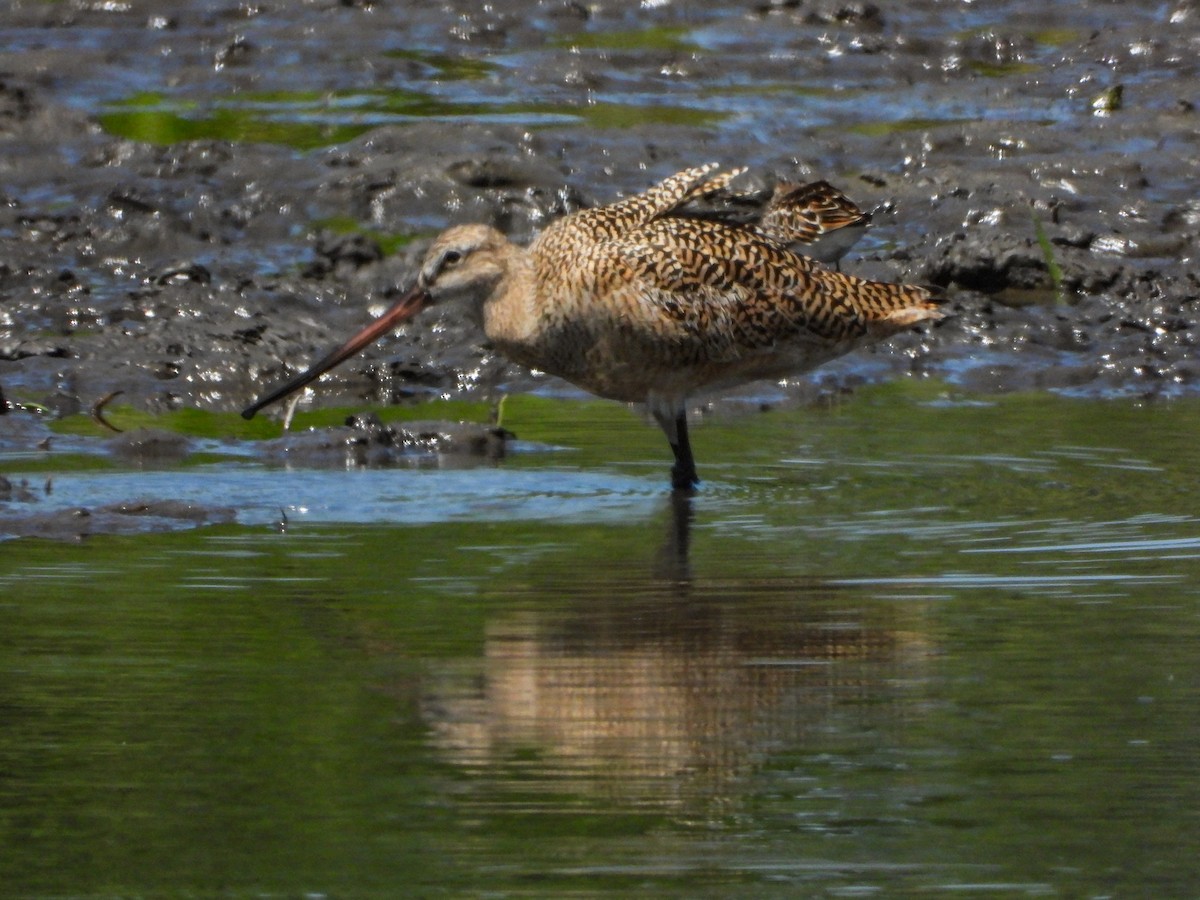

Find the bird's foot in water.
xmin=670 ymin=462 xmax=699 ymax=494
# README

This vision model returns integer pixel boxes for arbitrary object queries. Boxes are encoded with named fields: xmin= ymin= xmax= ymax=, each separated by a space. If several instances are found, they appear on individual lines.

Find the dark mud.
xmin=0 ymin=469 xmax=236 ymax=540
xmin=1 ymin=0 xmax=1198 ymax=534
xmin=261 ymin=413 xmax=511 ymax=467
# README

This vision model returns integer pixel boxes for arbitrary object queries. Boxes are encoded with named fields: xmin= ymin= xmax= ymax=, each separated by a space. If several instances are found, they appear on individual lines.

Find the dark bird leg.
xmin=652 ymin=404 xmax=699 ymax=492
xmin=670 ymin=411 xmax=700 ymax=492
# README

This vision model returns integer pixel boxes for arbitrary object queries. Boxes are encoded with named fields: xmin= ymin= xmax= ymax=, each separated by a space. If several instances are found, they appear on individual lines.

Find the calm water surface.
xmin=3 ymin=390 xmax=1200 ymax=896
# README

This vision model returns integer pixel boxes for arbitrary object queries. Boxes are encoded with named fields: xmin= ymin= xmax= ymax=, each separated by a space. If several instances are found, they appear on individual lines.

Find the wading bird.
xmin=243 ymin=164 xmax=941 ymax=491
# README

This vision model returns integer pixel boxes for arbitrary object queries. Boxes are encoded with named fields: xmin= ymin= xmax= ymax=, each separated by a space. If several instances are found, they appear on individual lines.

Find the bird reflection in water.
xmin=419 ymin=496 xmax=933 ymax=806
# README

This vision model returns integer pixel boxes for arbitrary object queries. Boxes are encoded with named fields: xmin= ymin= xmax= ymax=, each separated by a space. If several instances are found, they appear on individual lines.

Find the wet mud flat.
xmin=1 ymin=0 xmax=1199 ymax=535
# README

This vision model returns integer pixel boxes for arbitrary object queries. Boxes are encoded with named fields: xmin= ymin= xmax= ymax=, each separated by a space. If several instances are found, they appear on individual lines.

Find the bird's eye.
xmin=442 ymin=250 xmax=463 ymax=268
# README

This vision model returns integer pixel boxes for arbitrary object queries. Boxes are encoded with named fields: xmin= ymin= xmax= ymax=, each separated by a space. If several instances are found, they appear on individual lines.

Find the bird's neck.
xmin=480 ymin=244 xmax=540 ymax=351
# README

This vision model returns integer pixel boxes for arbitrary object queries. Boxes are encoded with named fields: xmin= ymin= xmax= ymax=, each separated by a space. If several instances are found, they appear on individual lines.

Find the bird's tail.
xmin=802 ymin=265 xmax=944 ymax=339
xmin=856 ymin=279 xmax=944 ymax=336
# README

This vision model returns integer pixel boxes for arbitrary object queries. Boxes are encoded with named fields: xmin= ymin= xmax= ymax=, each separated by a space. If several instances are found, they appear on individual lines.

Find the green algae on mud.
xmin=549 ymin=25 xmax=699 ymax=53
xmin=381 ymin=48 xmax=501 ymax=81
xmin=311 ymin=216 xmax=427 ymax=258
xmin=50 ymin=405 xmax=282 ymax=441
xmin=845 ymin=117 xmax=973 ymax=138
xmin=99 ymin=101 xmax=366 ymax=152
xmin=98 ymin=88 xmax=725 ymax=150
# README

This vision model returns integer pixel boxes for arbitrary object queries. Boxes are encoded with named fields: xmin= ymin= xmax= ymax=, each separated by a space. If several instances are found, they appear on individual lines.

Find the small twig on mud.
xmin=282 ymin=393 xmax=302 ymax=431
xmin=91 ymin=390 xmax=125 ymax=433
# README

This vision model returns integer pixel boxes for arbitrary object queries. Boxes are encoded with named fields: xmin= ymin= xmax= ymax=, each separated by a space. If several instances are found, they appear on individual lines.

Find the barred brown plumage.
xmin=759 ymin=179 xmax=873 ymax=268
xmin=243 ymin=164 xmax=942 ymax=492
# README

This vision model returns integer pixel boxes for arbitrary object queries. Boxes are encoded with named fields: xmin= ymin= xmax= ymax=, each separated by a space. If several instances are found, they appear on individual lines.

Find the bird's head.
xmin=418 ymin=224 xmax=513 ymax=310
xmin=240 ymin=223 xmax=519 ymax=420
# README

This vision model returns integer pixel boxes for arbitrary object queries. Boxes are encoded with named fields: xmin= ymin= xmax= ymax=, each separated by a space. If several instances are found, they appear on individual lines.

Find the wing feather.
xmin=584 ymin=218 xmax=934 ymax=365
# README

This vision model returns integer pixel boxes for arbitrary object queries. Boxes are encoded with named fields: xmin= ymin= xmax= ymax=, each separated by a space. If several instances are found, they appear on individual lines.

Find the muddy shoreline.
xmin=1 ymin=1 xmax=1198 ymax=535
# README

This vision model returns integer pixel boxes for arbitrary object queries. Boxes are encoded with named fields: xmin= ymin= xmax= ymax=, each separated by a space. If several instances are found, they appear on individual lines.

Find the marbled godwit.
xmin=242 ymin=164 xmax=941 ymax=491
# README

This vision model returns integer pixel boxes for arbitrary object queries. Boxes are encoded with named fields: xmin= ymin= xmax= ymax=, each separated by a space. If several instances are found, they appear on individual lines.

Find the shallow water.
xmin=4 ymin=389 xmax=1200 ymax=895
